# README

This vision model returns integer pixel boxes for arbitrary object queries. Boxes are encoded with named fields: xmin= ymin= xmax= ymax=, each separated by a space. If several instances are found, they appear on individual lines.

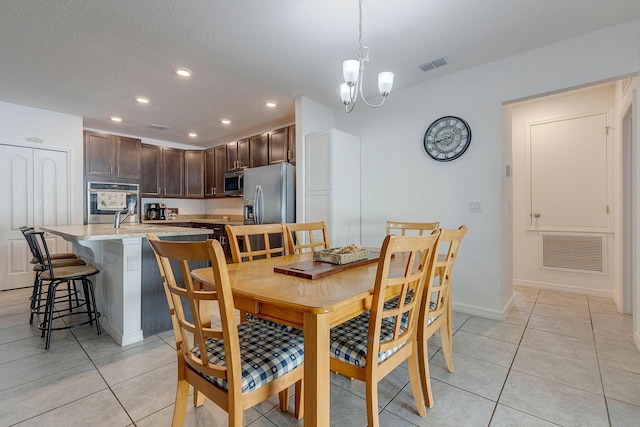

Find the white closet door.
xmin=33 ymin=149 xmax=71 ymax=255
xmin=0 ymin=145 xmax=71 ymax=290
xmin=0 ymin=145 xmax=34 ymax=290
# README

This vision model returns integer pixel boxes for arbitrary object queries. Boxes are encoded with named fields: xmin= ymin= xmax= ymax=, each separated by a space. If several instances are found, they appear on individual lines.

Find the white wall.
xmin=0 ymin=101 xmax=84 ymax=224
xmin=326 ymin=19 xmax=640 ymax=319
xmin=511 ymin=84 xmax=616 ymax=296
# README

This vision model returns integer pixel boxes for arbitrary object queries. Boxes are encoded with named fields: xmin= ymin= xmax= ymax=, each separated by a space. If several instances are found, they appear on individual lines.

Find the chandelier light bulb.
xmin=377 ymin=72 xmax=394 ymax=97
xmin=340 ymin=83 xmax=352 ymax=105
xmin=343 ymin=60 xmax=360 ymax=86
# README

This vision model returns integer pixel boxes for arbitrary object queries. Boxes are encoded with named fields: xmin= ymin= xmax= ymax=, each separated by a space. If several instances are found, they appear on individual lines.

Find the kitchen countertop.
xmin=40 ymin=224 xmax=212 ymax=241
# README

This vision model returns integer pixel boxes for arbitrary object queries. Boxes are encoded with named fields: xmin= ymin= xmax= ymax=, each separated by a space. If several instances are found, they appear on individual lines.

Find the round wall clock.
xmin=423 ymin=116 xmax=471 ymax=162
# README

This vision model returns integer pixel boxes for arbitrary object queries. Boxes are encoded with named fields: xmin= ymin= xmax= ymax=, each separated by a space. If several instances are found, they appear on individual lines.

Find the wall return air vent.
xmin=540 ymin=233 xmax=605 ymax=274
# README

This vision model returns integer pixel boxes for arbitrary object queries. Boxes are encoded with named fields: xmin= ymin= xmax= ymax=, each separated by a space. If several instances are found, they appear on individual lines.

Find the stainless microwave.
xmin=223 ymin=170 xmax=244 ymax=196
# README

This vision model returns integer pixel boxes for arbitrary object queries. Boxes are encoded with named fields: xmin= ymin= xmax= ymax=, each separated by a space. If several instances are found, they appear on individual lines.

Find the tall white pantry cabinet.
xmin=304 ymin=129 xmax=360 ymax=247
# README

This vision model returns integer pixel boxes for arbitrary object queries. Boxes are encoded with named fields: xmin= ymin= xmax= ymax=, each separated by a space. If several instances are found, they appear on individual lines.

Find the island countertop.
xmin=40 ymin=224 xmax=212 ymax=241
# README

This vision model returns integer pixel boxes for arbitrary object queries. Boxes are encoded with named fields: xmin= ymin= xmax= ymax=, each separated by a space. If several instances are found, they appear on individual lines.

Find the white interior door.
xmin=0 ymin=145 xmax=34 ymax=290
xmin=0 ymin=144 xmax=70 ymax=291
xmin=33 ymin=149 xmax=71 ymax=255
xmin=529 ymin=113 xmax=609 ymax=229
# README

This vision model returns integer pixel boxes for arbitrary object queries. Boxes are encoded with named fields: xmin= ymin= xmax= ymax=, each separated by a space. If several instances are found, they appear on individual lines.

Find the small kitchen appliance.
xmin=145 ymin=203 xmax=166 ymax=220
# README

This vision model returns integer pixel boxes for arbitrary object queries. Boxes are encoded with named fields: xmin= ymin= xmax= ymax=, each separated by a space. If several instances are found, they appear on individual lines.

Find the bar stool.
xmin=20 ymin=227 xmax=86 ymax=324
xmin=25 ymin=230 xmax=102 ymax=349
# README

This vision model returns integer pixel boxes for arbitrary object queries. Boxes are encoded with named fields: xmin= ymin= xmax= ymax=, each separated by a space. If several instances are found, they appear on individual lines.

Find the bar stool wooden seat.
xmin=25 ymin=230 xmax=101 ymax=349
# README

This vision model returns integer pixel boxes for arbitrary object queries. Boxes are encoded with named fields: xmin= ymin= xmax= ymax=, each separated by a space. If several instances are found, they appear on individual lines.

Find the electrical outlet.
xmin=469 ymin=201 xmax=483 ymax=212
xmin=127 ymin=255 xmax=139 ymax=271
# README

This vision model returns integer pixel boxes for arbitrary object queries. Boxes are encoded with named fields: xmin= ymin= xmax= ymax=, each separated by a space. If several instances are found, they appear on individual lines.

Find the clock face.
xmin=423 ymin=116 xmax=471 ymax=162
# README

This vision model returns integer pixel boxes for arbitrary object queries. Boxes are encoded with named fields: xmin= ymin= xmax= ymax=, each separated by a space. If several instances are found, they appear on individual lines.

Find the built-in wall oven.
xmin=86 ymin=181 xmax=139 ymax=224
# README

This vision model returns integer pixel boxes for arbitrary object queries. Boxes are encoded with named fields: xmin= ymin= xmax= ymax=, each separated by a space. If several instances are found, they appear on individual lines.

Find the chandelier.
xmin=340 ymin=0 xmax=394 ymax=113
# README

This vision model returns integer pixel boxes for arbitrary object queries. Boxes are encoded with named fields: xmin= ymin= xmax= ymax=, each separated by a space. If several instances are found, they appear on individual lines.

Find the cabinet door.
xmin=115 ymin=136 xmax=141 ymax=180
xmin=162 ymin=148 xmax=184 ymax=198
xmin=287 ymin=125 xmax=296 ymax=164
xmin=204 ymin=148 xmax=216 ymax=198
xmin=141 ymin=144 xmax=162 ymax=197
xmin=226 ymin=141 xmax=238 ymax=171
xmin=214 ymin=145 xmax=226 ymax=197
xmin=268 ymin=127 xmax=289 ymax=164
xmin=184 ymin=150 xmax=204 ymax=198
xmin=250 ymin=133 xmax=269 ymax=167
xmin=237 ymin=138 xmax=250 ymax=169
xmin=84 ymin=131 xmax=115 ymax=177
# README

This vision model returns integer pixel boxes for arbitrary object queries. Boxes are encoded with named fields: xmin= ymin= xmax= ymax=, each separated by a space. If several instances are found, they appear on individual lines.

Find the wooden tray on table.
xmin=274 ymin=251 xmax=380 ymax=279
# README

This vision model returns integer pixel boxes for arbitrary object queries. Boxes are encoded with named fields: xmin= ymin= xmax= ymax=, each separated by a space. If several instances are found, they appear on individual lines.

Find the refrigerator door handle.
xmin=256 ymin=185 xmax=264 ymax=224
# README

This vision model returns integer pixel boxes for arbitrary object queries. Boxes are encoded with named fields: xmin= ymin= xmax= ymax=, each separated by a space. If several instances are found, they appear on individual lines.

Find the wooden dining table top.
xmin=191 ymin=251 xmax=386 ymax=315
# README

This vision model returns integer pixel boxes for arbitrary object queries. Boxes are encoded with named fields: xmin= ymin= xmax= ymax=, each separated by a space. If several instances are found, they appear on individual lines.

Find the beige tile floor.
xmin=1 ymin=285 xmax=640 ymax=426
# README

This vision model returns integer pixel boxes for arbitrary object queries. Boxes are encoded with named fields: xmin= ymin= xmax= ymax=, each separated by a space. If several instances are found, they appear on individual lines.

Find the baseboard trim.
xmin=513 ymin=279 xmax=613 ymax=299
xmin=453 ymin=298 xmax=512 ymax=321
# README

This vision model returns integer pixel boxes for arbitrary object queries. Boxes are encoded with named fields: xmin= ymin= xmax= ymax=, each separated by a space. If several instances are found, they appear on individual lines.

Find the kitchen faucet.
xmin=113 ymin=208 xmax=133 ymax=228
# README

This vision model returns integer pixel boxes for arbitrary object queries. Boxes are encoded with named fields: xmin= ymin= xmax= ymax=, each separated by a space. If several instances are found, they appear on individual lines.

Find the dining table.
xmin=191 ymin=250 xmax=389 ymax=427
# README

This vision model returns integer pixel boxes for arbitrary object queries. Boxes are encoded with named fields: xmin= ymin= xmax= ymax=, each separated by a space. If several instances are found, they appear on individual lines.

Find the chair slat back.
xmin=24 ymin=230 xmax=54 ymax=277
xmin=386 ymin=221 xmax=440 ymax=237
xmin=147 ymin=235 xmax=239 ymax=385
xmin=284 ymin=221 xmax=330 ymax=254
xmin=424 ymin=226 xmax=468 ymax=321
xmin=369 ymin=232 xmax=440 ymax=357
xmin=225 ymin=223 xmax=289 ymax=262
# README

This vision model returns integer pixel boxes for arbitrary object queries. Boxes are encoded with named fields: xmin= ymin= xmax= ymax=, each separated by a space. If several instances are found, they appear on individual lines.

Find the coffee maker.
xmin=145 ymin=203 xmax=166 ymax=220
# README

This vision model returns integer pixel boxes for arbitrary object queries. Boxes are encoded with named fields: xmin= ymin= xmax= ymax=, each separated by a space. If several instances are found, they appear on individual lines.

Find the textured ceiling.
xmin=0 ymin=0 xmax=638 ymax=147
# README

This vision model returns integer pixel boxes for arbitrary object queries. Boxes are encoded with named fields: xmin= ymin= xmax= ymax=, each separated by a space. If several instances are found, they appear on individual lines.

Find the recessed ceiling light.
xmin=174 ymin=67 xmax=192 ymax=77
xmin=265 ymin=102 xmax=277 ymax=108
xmin=110 ymin=116 xmax=122 ymax=122
xmin=135 ymin=96 xmax=150 ymax=104
xmin=221 ymin=119 xmax=231 ymax=125
xmin=188 ymin=132 xmax=198 ymax=137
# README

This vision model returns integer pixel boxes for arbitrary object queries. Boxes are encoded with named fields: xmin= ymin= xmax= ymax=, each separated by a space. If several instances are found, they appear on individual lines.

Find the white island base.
xmin=41 ymin=224 xmax=211 ymax=346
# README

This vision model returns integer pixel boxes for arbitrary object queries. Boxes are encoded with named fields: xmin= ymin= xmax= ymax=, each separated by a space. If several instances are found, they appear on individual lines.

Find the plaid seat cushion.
xmin=383 ymin=293 xmax=437 ymax=329
xmin=330 ymin=312 xmax=406 ymax=368
xmin=245 ymin=312 xmax=299 ymax=333
xmin=191 ymin=321 xmax=304 ymax=394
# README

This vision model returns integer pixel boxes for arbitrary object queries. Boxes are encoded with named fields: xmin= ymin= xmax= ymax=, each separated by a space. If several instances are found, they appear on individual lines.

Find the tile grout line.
xmin=588 ymin=297 xmax=613 ymax=427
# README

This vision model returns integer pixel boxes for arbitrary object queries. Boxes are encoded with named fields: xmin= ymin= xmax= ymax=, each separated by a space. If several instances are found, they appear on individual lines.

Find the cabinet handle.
xmin=533 ymin=212 xmax=541 ymax=218
xmin=211 ymin=187 xmax=214 ymax=194
xmin=109 ymin=166 xmax=113 ymax=174
xmin=117 ymin=166 xmax=120 ymax=176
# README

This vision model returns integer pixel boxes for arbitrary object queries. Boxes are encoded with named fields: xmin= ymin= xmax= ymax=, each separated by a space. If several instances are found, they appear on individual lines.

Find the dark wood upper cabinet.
xmin=116 ymin=137 xmax=142 ymax=179
xmin=184 ymin=150 xmax=204 ymax=198
xmin=249 ymin=133 xmax=269 ymax=168
xmin=162 ymin=148 xmax=184 ymax=198
xmin=140 ymin=143 xmax=162 ymax=197
xmin=287 ymin=125 xmax=296 ymax=164
xmin=214 ymin=145 xmax=227 ymax=197
xmin=268 ymin=127 xmax=289 ymax=164
xmin=84 ymin=131 xmax=141 ymax=180
xmin=226 ymin=139 xmax=250 ymax=171
xmin=204 ymin=147 xmax=216 ymax=198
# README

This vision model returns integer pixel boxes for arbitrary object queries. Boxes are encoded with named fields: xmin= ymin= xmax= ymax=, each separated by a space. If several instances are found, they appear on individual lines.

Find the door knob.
xmin=533 ymin=212 xmax=541 ymax=218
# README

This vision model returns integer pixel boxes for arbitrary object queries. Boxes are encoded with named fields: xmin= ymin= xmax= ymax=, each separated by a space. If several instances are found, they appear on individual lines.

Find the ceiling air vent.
xmin=148 ymin=123 xmax=169 ymax=131
xmin=419 ymin=56 xmax=449 ymax=72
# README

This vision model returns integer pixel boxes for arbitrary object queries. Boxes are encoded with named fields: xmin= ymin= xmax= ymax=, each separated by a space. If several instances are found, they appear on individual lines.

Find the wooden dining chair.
xmin=386 ymin=220 xmax=440 ymax=236
xmin=147 ymin=234 xmax=304 ymax=426
xmin=225 ymin=223 xmax=297 ymax=331
xmin=284 ymin=221 xmax=330 ymax=253
xmin=225 ymin=223 xmax=289 ymax=263
xmin=417 ymin=225 xmax=468 ymax=409
xmin=329 ymin=233 xmax=440 ymax=427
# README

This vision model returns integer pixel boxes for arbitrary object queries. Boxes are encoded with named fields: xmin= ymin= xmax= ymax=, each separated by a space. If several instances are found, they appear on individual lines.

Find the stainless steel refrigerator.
xmin=243 ymin=163 xmax=295 ymax=225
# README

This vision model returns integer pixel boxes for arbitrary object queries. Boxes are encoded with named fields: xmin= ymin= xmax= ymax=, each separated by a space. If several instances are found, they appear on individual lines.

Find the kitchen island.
xmin=40 ymin=224 xmax=211 ymax=346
